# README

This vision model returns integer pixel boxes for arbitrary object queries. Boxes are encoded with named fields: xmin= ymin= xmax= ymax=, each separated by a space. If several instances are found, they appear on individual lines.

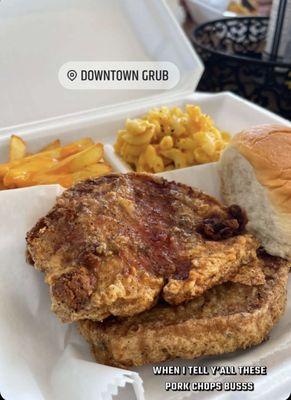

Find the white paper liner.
xmin=0 ymin=185 xmax=144 ymax=400
xmin=0 ymin=179 xmax=290 ymax=400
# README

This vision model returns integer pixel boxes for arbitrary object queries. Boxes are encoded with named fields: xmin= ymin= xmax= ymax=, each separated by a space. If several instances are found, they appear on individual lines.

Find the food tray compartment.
xmin=0 ymin=92 xmax=289 ymax=195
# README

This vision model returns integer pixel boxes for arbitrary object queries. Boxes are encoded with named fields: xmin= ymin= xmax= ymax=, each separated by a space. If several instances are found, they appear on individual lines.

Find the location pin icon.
xmin=67 ymin=70 xmax=77 ymax=81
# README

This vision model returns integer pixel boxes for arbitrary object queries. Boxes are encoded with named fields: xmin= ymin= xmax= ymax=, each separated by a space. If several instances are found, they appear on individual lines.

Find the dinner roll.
xmin=219 ymin=125 xmax=291 ymax=260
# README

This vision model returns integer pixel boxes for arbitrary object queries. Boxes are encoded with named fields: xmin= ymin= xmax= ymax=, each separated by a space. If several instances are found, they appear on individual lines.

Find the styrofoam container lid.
xmin=185 ymin=0 xmax=236 ymax=24
xmin=0 ymin=0 xmax=203 ymax=129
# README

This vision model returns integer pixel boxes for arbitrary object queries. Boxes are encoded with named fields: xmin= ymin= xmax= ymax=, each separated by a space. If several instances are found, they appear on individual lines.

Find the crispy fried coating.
xmin=229 ymin=257 xmax=266 ymax=286
xmin=26 ymin=173 xmax=259 ymax=322
xmin=78 ymin=254 xmax=289 ymax=368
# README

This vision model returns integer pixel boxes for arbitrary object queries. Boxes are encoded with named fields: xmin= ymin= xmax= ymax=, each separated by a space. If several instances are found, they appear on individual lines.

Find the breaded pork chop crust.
xmin=26 ymin=173 xmax=258 ymax=322
xmin=78 ymin=254 xmax=289 ymax=368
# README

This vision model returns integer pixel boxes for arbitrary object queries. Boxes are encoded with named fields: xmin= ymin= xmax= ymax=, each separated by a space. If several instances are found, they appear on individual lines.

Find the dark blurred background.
xmin=177 ymin=0 xmax=291 ymax=120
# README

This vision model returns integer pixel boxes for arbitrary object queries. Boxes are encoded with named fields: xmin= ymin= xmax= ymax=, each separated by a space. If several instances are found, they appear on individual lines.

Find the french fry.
xmin=71 ymin=163 xmax=112 ymax=183
xmin=9 ymin=135 xmax=26 ymax=161
xmin=0 ymin=137 xmax=94 ymax=178
xmin=81 ymin=163 xmax=112 ymax=175
xmin=40 ymin=139 xmax=61 ymax=152
xmin=0 ymin=136 xmax=111 ymax=190
xmin=47 ymin=143 xmax=104 ymax=174
xmin=28 ymin=173 xmax=74 ymax=188
xmin=0 ymin=180 xmax=6 ymax=190
xmin=31 ymin=163 xmax=112 ymax=188
xmin=3 ymin=157 xmax=57 ymax=188
xmin=68 ymin=164 xmax=112 ymax=186
xmin=37 ymin=137 xmax=93 ymax=159
xmin=0 ymin=147 xmax=62 ymax=178
xmin=59 ymin=138 xmax=94 ymax=158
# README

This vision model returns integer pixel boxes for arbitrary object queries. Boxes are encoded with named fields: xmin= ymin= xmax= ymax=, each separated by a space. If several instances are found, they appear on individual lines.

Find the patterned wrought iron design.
xmin=191 ymin=17 xmax=291 ymax=120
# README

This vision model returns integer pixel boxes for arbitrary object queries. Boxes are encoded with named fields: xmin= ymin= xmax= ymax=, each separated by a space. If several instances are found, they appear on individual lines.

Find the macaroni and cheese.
xmin=114 ymin=104 xmax=230 ymax=173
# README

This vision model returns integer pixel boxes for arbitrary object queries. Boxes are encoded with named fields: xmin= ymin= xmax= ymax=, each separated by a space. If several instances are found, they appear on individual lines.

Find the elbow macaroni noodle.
xmin=114 ymin=105 xmax=230 ymax=173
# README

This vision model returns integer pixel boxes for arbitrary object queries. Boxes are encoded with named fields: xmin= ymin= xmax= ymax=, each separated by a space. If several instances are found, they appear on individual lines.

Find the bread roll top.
xmin=231 ymin=125 xmax=291 ymax=213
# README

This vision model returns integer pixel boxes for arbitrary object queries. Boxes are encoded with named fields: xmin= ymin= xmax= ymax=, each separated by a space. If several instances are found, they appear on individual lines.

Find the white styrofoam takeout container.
xmin=185 ymin=0 xmax=236 ymax=25
xmin=0 ymin=0 xmax=203 ymax=129
xmin=0 ymin=1 xmax=290 ymax=400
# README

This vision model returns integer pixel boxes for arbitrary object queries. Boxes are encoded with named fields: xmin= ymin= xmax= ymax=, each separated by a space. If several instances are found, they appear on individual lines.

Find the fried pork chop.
xmin=26 ymin=173 xmax=259 ymax=323
xmin=78 ymin=254 xmax=289 ymax=368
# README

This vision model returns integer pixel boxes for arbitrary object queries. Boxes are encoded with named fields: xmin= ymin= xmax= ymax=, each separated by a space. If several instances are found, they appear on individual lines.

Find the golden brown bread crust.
xmin=26 ymin=173 xmax=258 ymax=322
xmin=232 ymin=124 xmax=291 ymax=214
xmin=78 ymin=254 xmax=289 ymax=368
